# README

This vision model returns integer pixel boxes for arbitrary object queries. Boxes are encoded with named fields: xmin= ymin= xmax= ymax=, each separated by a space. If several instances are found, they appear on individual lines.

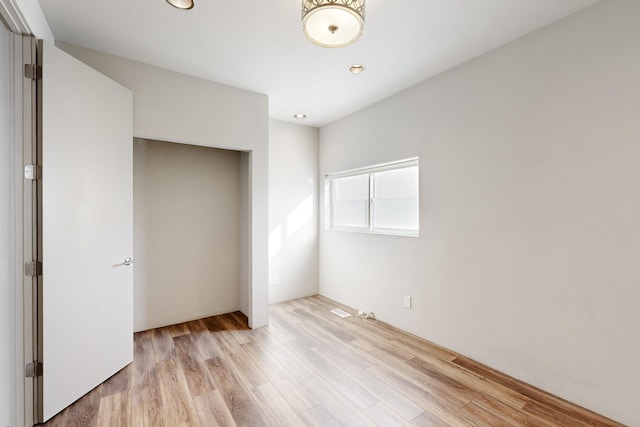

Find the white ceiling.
xmin=38 ymin=0 xmax=598 ymax=127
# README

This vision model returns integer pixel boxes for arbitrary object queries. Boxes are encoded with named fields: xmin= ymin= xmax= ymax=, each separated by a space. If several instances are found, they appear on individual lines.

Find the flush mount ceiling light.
xmin=294 ymin=113 xmax=307 ymax=119
xmin=302 ymin=0 xmax=365 ymax=48
xmin=166 ymin=0 xmax=194 ymax=10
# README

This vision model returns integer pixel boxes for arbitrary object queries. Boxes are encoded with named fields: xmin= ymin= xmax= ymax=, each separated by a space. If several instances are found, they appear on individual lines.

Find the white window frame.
xmin=326 ymin=158 xmax=419 ymax=237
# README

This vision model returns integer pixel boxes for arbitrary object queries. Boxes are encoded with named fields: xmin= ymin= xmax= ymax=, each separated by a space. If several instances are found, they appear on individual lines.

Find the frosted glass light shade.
xmin=166 ymin=0 xmax=194 ymax=10
xmin=302 ymin=0 xmax=365 ymax=48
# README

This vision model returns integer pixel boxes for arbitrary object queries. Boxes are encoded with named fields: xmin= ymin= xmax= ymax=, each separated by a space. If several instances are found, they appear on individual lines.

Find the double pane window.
xmin=327 ymin=158 xmax=419 ymax=236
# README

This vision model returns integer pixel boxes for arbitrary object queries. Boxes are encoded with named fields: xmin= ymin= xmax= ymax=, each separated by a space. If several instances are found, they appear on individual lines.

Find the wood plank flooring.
xmin=42 ymin=295 xmax=623 ymax=426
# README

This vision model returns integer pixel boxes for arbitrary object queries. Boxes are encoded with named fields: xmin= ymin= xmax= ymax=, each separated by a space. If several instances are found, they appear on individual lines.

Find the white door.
xmin=40 ymin=40 xmax=133 ymax=422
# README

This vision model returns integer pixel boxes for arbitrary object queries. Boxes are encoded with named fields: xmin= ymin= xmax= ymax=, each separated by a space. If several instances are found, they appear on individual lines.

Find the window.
xmin=326 ymin=158 xmax=419 ymax=236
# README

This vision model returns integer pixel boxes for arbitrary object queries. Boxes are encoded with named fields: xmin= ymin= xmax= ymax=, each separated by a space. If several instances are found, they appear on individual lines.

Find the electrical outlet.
xmin=268 ymin=277 xmax=274 ymax=286
xmin=403 ymin=295 xmax=411 ymax=309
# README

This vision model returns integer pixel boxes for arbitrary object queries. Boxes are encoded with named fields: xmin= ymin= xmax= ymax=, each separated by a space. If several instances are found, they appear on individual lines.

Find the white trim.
xmin=6 ymin=30 xmax=24 ymax=427
xmin=0 ymin=0 xmax=54 ymax=41
xmin=326 ymin=157 xmax=418 ymax=180
xmin=329 ymin=226 xmax=420 ymax=238
xmin=12 ymin=33 xmax=35 ymax=427
xmin=0 ymin=0 xmax=31 ymax=34
xmin=9 ymin=31 xmax=19 ymax=427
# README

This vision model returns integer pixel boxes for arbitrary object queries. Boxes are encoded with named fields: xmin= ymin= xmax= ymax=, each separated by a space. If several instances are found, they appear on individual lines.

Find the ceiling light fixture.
xmin=302 ymin=0 xmax=365 ymax=48
xmin=348 ymin=64 xmax=366 ymax=74
xmin=166 ymin=0 xmax=194 ymax=10
xmin=294 ymin=113 xmax=307 ymax=119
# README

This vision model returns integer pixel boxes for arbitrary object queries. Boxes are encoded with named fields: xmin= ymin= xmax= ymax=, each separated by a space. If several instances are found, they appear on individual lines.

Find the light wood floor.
xmin=42 ymin=295 xmax=622 ymax=427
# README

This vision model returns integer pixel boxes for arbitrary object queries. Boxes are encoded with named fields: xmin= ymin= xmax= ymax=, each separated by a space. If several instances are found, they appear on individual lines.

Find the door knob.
xmin=123 ymin=257 xmax=136 ymax=266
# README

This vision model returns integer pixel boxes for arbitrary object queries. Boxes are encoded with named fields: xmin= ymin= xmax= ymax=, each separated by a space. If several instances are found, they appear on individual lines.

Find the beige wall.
xmin=57 ymin=42 xmax=270 ymax=328
xmin=268 ymin=120 xmax=319 ymax=303
xmin=133 ymin=138 xmax=241 ymax=331
xmin=319 ymin=2 xmax=640 ymax=425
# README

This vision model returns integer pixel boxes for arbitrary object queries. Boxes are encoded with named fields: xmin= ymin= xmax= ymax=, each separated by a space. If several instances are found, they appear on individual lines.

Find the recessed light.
xmin=166 ymin=0 xmax=194 ymax=10
xmin=294 ymin=114 xmax=307 ymax=119
xmin=348 ymin=64 xmax=366 ymax=74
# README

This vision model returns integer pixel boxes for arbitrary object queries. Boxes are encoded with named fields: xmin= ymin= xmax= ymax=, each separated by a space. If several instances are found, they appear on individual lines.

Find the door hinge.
xmin=25 ymin=261 xmax=42 ymax=277
xmin=26 ymin=362 xmax=43 ymax=378
xmin=24 ymin=164 xmax=41 ymax=180
xmin=24 ymin=64 xmax=42 ymax=81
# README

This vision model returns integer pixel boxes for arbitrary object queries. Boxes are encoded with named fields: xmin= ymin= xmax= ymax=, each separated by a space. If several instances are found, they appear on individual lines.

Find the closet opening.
xmin=133 ymin=138 xmax=249 ymax=332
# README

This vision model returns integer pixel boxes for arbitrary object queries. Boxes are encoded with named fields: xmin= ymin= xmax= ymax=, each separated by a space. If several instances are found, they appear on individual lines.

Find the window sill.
xmin=328 ymin=227 xmax=419 ymax=238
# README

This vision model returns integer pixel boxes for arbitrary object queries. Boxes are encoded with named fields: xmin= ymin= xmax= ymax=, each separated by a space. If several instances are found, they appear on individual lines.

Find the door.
xmin=38 ymin=40 xmax=133 ymax=422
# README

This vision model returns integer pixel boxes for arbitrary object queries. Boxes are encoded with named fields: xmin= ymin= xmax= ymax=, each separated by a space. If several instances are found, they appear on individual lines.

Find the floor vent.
xmin=330 ymin=308 xmax=352 ymax=318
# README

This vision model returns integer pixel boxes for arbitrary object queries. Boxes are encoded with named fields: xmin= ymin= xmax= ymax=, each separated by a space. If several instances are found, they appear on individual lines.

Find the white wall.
xmin=0 ymin=22 xmax=15 ymax=427
xmin=319 ymin=1 xmax=640 ymax=425
xmin=58 ymin=42 xmax=270 ymax=328
xmin=268 ymin=120 xmax=319 ymax=303
xmin=133 ymin=138 xmax=241 ymax=331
